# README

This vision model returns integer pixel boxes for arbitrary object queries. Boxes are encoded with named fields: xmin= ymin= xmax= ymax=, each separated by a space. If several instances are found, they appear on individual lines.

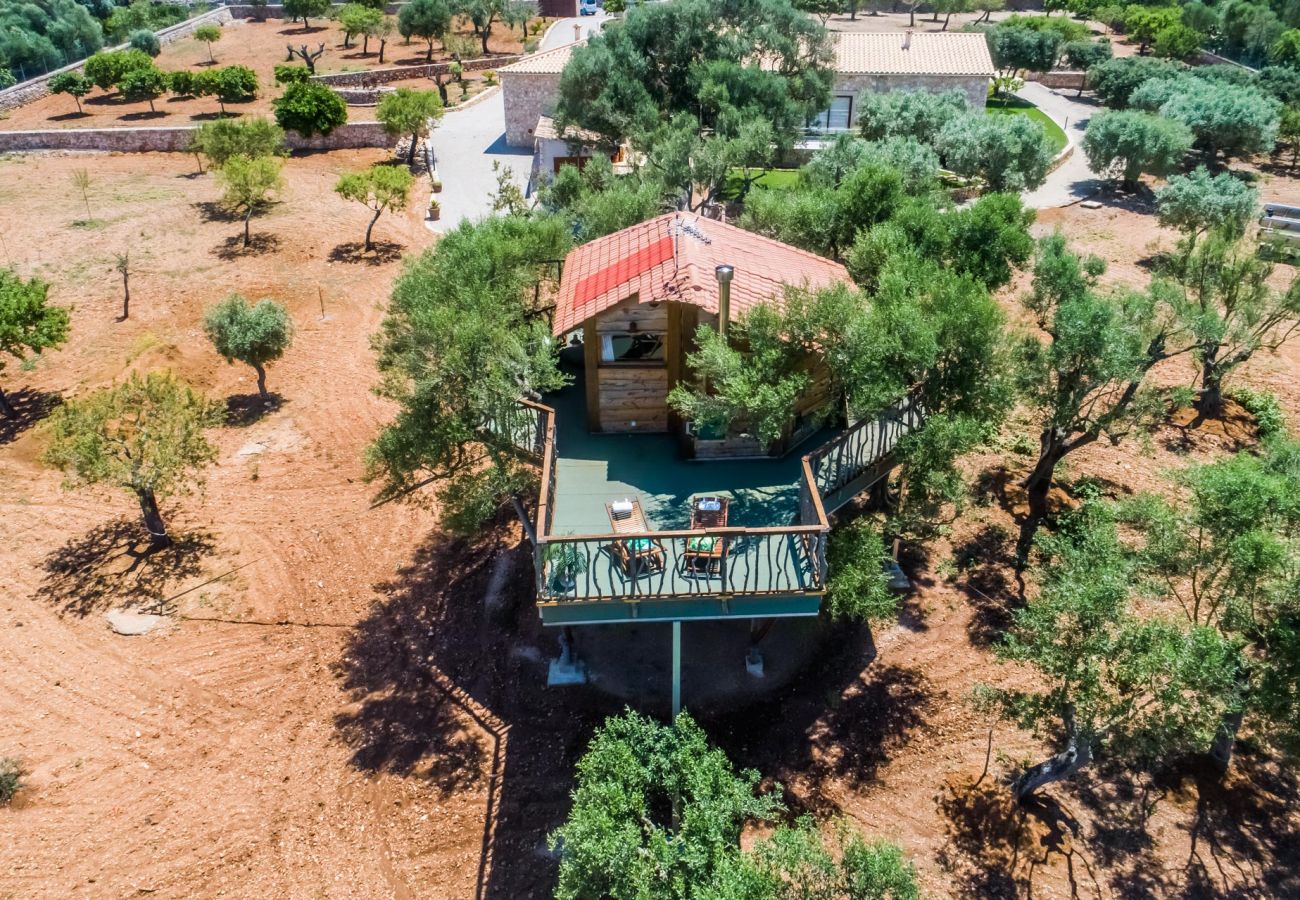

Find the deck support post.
xmin=671 ymin=620 xmax=682 ymax=719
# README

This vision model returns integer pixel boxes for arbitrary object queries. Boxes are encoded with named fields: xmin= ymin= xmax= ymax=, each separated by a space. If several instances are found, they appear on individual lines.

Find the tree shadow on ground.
xmin=192 ymin=200 xmax=238 ymax=223
xmin=0 ymin=389 xmax=61 ymax=446
xmin=334 ymin=511 xmax=619 ymax=899
xmin=703 ymin=621 xmax=930 ymax=813
xmin=225 ymin=393 xmax=285 ymax=427
xmin=938 ymin=774 xmax=1104 ymax=899
xmin=35 ymin=516 xmax=216 ymax=617
xmin=188 ymin=111 xmax=239 ymax=122
xmin=84 ymin=92 xmax=125 ymax=107
xmin=48 ymin=111 xmax=92 ymax=122
xmin=279 ymin=24 xmax=328 ymax=35
xmin=951 ymin=522 xmax=1021 ymax=647
xmin=213 ymin=232 xmax=281 ymax=260
xmin=119 ymin=110 xmax=168 ymax=122
xmin=328 ymin=240 xmax=403 ymax=265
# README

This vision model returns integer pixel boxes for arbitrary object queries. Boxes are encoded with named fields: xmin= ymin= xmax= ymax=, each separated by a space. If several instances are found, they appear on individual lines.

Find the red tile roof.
xmin=552 ymin=213 xmax=850 ymax=335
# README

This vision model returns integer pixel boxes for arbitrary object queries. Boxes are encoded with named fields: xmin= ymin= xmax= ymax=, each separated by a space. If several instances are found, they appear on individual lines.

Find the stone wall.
xmin=1028 ymin=69 xmax=1087 ymax=90
xmin=312 ymin=55 xmax=518 ymax=87
xmin=0 ymin=121 xmax=390 ymax=153
xmin=502 ymin=70 xmax=562 ymax=148
xmin=0 ymin=7 xmax=235 ymax=113
xmin=831 ymin=72 xmax=991 ymax=114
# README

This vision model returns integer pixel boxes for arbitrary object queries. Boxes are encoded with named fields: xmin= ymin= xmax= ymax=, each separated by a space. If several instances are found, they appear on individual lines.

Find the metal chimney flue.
xmin=903 ymin=30 xmax=912 ymax=50
xmin=715 ymin=264 xmax=734 ymax=341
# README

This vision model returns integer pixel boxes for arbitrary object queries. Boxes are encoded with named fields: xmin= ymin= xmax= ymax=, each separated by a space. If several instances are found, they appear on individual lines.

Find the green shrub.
xmin=1230 ymin=387 xmax=1287 ymax=439
xmin=128 ymin=28 xmax=160 ymax=57
xmin=0 ymin=758 xmax=21 ymax=805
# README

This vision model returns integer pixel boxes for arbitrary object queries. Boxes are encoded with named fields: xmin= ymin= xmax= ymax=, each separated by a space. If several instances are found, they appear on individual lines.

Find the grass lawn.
xmin=986 ymin=95 xmax=1069 ymax=155
xmin=722 ymin=167 xmax=801 ymax=199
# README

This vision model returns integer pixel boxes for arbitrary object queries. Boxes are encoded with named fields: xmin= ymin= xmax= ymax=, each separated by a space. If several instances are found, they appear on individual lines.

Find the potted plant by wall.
xmin=545 ymin=542 xmax=588 ymax=593
xmin=483 ymin=70 xmax=497 ymax=87
xmin=428 ymin=197 xmax=441 ymax=220
xmin=430 ymin=172 xmax=442 ymax=193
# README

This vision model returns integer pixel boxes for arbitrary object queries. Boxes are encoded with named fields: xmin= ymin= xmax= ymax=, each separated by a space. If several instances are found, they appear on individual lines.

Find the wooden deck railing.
xmin=489 ymin=393 xmax=921 ymax=606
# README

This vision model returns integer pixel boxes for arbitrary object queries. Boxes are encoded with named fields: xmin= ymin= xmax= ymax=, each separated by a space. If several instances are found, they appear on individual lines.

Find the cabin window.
xmin=601 ymin=332 xmax=665 ymax=364
xmin=810 ymin=96 xmax=853 ymax=131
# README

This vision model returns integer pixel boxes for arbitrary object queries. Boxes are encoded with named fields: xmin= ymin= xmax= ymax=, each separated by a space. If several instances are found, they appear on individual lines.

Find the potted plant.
xmin=545 ymin=542 xmax=587 ymax=593
xmin=483 ymin=70 xmax=497 ymax=87
xmin=430 ymin=172 xmax=442 ymax=193
xmin=428 ymin=197 xmax=441 ymax=220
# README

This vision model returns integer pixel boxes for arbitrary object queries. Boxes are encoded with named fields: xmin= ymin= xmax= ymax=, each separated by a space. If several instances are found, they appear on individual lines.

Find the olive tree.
xmin=376 ymin=87 xmax=443 ymax=165
xmin=982 ymin=502 xmax=1237 ymax=802
xmin=1133 ymin=76 xmax=1281 ymax=165
xmin=203 ymin=295 xmax=294 ymax=399
xmin=1154 ymin=165 xmax=1259 ymax=245
xmin=1168 ymin=234 xmax=1300 ymax=413
xmin=368 ymin=215 xmax=571 ymax=528
xmin=217 ymin=154 xmax=284 ymax=247
xmin=550 ymin=710 xmax=920 ymax=899
xmin=397 ymin=0 xmax=453 ymax=62
xmin=857 ymin=88 xmax=967 ymax=145
xmin=1087 ymin=56 xmax=1181 ymax=110
xmin=43 ymin=372 xmax=223 ymax=548
xmin=1082 ymin=109 xmax=1193 ymax=189
xmin=1012 ymin=234 xmax=1192 ymax=560
xmin=0 ymin=269 xmax=69 ymax=418
xmin=937 ymin=113 xmax=1054 ymax=192
xmin=1122 ymin=441 xmax=1300 ymax=772
xmin=83 ymin=48 xmax=153 ymax=91
xmin=334 ymin=164 xmax=415 ymax=251
xmin=283 ymin=0 xmax=331 ymax=28
xmin=189 ymin=118 xmax=287 ymax=169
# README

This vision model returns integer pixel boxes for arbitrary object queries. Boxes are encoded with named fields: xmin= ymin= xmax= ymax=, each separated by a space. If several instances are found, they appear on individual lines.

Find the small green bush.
xmin=0 ymin=758 xmax=22 ymax=805
xmin=1230 ymin=387 xmax=1288 ymax=440
xmin=128 ymin=29 xmax=161 ymax=57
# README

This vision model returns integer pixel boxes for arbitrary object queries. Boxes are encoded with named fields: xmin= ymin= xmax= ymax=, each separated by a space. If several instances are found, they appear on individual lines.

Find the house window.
xmin=810 ymin=96 xmax=853 ymax=131
xmin=601 ymin=333 xmax=665 ymax=364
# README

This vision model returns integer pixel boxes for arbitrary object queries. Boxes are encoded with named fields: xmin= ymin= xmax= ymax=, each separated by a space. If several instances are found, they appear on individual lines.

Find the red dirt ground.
xmin=2 ymin=148 xmax=1299 ymax=899
xmin=0 ymin=16 xmax=538 ymax=132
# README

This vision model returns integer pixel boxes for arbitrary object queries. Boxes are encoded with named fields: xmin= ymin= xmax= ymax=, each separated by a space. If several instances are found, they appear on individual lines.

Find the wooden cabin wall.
xmin=590 ymin=296 xmax=672 ymax=433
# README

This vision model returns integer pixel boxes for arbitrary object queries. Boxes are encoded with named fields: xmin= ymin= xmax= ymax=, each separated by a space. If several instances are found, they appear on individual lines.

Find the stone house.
xmin=500 ymin=30 xmax=994 ymax=151
xmin=816 ymin=31 xmax=994 ymax=131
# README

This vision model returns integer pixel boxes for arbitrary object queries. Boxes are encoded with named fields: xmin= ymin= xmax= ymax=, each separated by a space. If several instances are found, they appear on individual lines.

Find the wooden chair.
xmin=683 ymin=496 xmax=729 ymax=575
xmin=606 ymin=499 xmax=666 ymax=576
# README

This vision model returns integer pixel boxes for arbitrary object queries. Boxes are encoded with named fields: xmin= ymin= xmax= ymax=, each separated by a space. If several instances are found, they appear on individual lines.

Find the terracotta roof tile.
xmin=552 ymin=214 xmax=850 ymax=335
xmin=833 ymin=31 xmax=994 ymax=76
xmin=497 ymin=41 xmax=582 ymax=74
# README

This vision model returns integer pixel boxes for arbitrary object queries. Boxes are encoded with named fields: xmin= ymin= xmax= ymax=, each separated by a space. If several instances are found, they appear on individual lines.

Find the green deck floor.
xmin=544 ymin=371 xmax=825 ymax=536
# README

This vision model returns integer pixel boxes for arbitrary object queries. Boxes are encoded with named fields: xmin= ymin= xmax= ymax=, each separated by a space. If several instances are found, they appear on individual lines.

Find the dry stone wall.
xmin=0 ymin=121 xmax=390 ymax=153
xmin=312 ymin=55 xmax=519 ymax=87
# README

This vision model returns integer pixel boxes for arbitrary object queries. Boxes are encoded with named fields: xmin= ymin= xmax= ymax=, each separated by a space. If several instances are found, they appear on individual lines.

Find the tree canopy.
xmin=554 ymin=0 xmax=835 ymax=151
xmin=1131 ymin=75 xmax=1280 ymax=164
xmin=189 ymin=118 xmax=287 ymax=169
xmin=368 ymin=215 xmax=571 ymax=529
xmin=397 ymin=0 xmax=452 ymax=62
xmin=550 ymin=710 xmax=919 ymax=900
xmin=273 ymin=81 xmax=347 ymax=138
xmin=376 ymin=87 xmax=443 ymax=164
xmin=0 ymin=268 xmax=69 ymax=419
xmin=217 ymin=154 xmax=284 ymax=247
xmin=203 ymin=294 xmax=294 ymax=399
xmin=43 ymin=371 xmax=222 ymax=547
xmin=334 ymin=163 xmax=415 ymax=251
xmin=1082 ymin=109 xmax=1193 ymax=188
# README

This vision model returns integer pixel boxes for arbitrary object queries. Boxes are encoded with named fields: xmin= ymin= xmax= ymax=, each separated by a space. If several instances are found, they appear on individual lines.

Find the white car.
xmin=579 ymin=0 xmax=600 ymax=15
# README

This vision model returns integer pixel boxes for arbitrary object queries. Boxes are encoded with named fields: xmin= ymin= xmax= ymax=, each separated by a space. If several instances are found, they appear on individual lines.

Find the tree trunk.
xmin=364 ymin=207 xmax=381 ymax=251
xmin=253 ymin=362 xmax=269 ymax=399
xmin=943 ymin=10 xmax=952 ymax=28
xmin=426 ymin=39 xmax=434 ymax=62
xmin=137 ymin=487 xmax=171 ymax=549
xmin=408 ymin=130 xmax=419 ymax=164
xmin=480 ymin=29 xmax=490 ymax=56
xmin=121 ymin=270 xmax=130 ymax=320
xmin=1199 ymin=353 xmax=1224 ymax=417
xmin=435 ymin=78 xmax=448 ymax=103
xmin=0 ymin=386 xmax=15 ymax=418
xmin=379 ymin=38 xmax=387 ymax=63
xmin=74 ymin=95 xmax=83 ymax=113
xmin=243 ymin=207 xmax=253 ymax=247
xmin=1209 ymin=707 xmax=1245 ymax=775
xmin=1017 ymin=430 xmax=1070 ymax=565
xmin=363 ymin=34 xmax=370 ymax=54
xmin=909 ymin=8 xmax=916 ymax=26
xmin=1012 ymin=726 xmax=1093 ymax=802
xmin=207 ymin=43 xmax=214 ymax=64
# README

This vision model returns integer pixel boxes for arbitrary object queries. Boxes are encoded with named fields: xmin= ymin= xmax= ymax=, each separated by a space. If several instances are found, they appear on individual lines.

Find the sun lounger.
xmin=606 ymin=498 xmax=665 ymax=576
xmin=683 ymin=496 xmax=729 ymax=574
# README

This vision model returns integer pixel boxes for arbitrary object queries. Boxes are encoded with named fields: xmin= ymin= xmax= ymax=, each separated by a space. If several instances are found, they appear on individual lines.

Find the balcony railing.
xmin=491 ymin=394 xmax=920 ymax=608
